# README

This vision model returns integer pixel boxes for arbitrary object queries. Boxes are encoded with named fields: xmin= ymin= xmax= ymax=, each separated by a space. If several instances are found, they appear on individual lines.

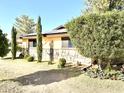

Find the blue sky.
xmin=0 ymin=0 xmax=86 ymax=38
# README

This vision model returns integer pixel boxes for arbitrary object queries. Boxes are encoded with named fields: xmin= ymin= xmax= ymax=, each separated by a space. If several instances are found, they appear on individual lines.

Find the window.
xmin=29 ymin=39 xmax=37 ymax=47
xmin=33 ymin=40 xmax=37 ymax=47
xmin=68 ymin=40 xmax=73 ymax=48
xmin=62 ymin=37 xmax=73 ymax=48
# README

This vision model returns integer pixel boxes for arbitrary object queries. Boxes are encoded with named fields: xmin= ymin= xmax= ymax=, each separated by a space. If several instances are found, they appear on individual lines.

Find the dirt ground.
xmin=0 ymin=58 xmax=124 ymax=93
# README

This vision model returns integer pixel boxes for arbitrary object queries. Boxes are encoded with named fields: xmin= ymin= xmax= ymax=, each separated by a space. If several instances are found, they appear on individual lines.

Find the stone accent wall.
xmin=53 ymin=49 xmax=91 ymax=65
xmin=29 ymin=48 xmax=91 ymax=65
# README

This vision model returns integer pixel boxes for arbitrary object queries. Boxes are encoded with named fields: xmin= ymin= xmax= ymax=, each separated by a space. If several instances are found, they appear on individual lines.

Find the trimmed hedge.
xmin=66 ymin=11 xmax=124 ymax=62
xmin=27 ymin=56 xmax=34 ymax=62
xmin=24 ymin=54 xmax=29 ymax=59
xmin=58 ymin=58 xmax=66 ymax=68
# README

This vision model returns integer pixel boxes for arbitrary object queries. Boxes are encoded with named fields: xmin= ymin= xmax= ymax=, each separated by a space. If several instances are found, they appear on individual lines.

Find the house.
xmin=20 ymin=25 xmax=91 ymax=65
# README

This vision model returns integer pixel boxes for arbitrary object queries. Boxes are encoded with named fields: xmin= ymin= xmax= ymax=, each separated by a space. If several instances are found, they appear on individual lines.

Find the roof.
xmin=44 ymin=26 xmax=67 ymax=35
xmin=20 ymin=25 xmax=67 ymax=38
xmin=19 ymin=33 xmax=36 ymax=38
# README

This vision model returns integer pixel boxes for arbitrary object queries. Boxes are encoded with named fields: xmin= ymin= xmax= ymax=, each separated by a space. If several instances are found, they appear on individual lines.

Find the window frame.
xmin=61 ymin=37 xmax=73 ymax=48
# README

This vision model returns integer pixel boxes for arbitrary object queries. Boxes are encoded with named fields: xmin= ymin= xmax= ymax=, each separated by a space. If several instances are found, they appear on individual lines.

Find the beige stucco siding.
xmin=44 ymin=37 xmax=62 ymax=49
xmin=22 ymin=38 xmax=28 ymax=48
xmin=43 ymin=34 xmax=68 ymax=49
xmin=21 ymin=34 xmax=66 ymax=49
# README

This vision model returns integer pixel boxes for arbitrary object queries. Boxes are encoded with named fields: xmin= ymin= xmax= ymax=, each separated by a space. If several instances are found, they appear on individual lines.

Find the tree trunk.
xmin=98 ymin=59 xmax=102 ymax=70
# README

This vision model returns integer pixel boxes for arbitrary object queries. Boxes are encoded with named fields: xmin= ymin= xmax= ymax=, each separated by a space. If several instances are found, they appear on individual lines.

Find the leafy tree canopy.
xmin=66 ymin=11 xmax=124 ymax=62
xmin=0 ymin=29 xmax=9 ymax=57
xmin=86 ymin=0 xmax=124 ymax=13
xmin=14 ymin=15 xmax=35 ymax=36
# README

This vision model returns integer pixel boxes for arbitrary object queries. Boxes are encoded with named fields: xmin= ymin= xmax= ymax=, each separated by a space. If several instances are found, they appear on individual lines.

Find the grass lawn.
xmin=0 ymin=58 xmax=123 ymax=93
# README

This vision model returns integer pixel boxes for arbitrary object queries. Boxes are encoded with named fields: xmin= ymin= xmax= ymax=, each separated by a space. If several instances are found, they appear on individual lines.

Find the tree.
xmin=14 ymin=15 xmax=35 ymax=36
xmin=36 ymin=16 xmax=42 ymax=62
xmin=66 ymin=11 xmax=124 ymax=67
xmin=11 ymin=27 xmax=17 ymax=60
xmin=0 ymin=29 xmax=9 ymax=57
xmin=86 ymin=0 xmax=124 ymax=13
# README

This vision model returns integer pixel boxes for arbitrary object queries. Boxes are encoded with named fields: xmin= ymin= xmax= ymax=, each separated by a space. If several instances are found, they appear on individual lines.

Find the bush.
xmin=27 ymin=56 xmax=34 ymax=62
xmin=24 ymin=54 xmax=29 ymax=59
xmin=66 ymin=11 xmax=124 ymax=64
xmin=85 ymin=67 xmax=124 ymax=80
xmin=58 ymin=58 xmax=66 ymax=68
xmin=17 ymin=46 xmax=24 ymax=52
xmin=11 ymin=27 xmax=17 ymax=60
xmin=18 ymin=53 xmax=24 ymax=59
xmin=0 ymin=29 xmax=9 ymax=57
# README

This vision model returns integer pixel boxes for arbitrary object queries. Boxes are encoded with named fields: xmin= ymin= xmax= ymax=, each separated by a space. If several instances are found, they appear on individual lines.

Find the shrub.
xmin=66 ymin=11 xmax=124 ymax=65
xmin=36 ymin=16 xmax=42 ymax=62
xmin=24 ymin=54 xmax=29 ymax=59
xmin=27 ymin=56 xmax=34 ymax=62
xmin=48 ymin=61 xmax=52 ymax=65
xmin=0 ymin=29 xmax=9 ymax=57
xmin=16 ymin=46 xmax=24 ymax=52
xmin=58 ymin=58 xmax=66 ymax=68
xmin=85 ymin=67 xmax=124 ymax=80
xmin=18 ymin=53 xmax=24 ymax=59
xmin=85 ymin=64 xmax=103 ymax=79
xmin=11 ymin=27 xmax=17 ymax=60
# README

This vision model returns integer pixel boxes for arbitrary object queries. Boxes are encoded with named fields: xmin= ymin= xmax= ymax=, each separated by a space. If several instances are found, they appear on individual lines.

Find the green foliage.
xmin=24 ymin=54 xmax=29 ymax=59
xmin=27 ymin=56 xmax=34 ymax=62
xmin=105 ymin=62 xmax=112 ymax=72
xmin=58 ymin=58 xmax=66 ymax=68
xmin=66 ymin=11 xmax=124 ymax=63
xmin=84 ymin=64 xmax=105 ymax=79
xmin=0 ymin=29 xmax=9 ymax=57
xmin=11 ymin=27 xmax=17 ymax=60
xmin=86 ymin=67 xmax=124 ymax=80
xmin=14 ymin=15 xmax=35 ymax=37
xmin=18 ymin=53 xmax=24 ymax=59
xmin=86 ymin=0 xmax=124 ymax=13
xmin=16 ymin=46 xmax=23 ymax=52
xmin=36 ymin=16 xmax=42 ymax=62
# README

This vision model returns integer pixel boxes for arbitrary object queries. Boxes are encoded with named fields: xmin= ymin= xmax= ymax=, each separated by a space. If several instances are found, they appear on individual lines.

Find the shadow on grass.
xmin=1 ymin=66 xmax=81 ymax=86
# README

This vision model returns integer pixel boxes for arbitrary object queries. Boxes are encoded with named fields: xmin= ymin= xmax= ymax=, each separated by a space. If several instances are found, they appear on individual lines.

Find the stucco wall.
xmin=43 ymin=37 xmax=62 ymax=49
xmin=22 ymin=39 xmax=28 ymax=48
xmin=22 ymin=35 xmax=63 ymax=49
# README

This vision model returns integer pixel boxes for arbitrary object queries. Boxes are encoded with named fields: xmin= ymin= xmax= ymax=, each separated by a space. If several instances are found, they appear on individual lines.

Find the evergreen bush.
xmin=11 ymin=27 xmax=17 ymax=60
xmin=58 ymin=58 xmax=66 ymax=68
xmin=36 ymin=16 xmax=42 ymax=62
xmin=24 ymin=54 xmax=29 ymax=59
xmin=66 ymin=11 xmax=124 ymax=64
xmin=0 ymin=29 xmax=9 ymax=57
xmin=27 ymin=56 xmax=34 ymax=62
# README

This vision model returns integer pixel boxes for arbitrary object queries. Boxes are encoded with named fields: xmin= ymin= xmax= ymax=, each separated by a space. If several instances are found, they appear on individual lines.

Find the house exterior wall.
xmin=29 ymin=48 xmax=91 ymax=65
xmin=21 ymin=34 xmax=91 ymax=65
xmin=43 ymin=37 xmax=62 ymax=49
xmin=22 ymin=34 xmax=66 ymax=49
xmin=53 ymin=48 xmax=91 ymax=65
xmin=22 ymin=38 xmax=29 ymax=49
